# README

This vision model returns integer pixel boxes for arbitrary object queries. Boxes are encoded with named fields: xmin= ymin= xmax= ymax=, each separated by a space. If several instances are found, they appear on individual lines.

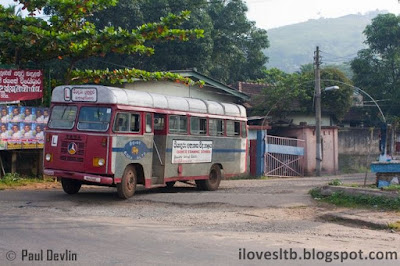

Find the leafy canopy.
xmin=351 ymin=13 xmax=400 ymax=122
xmin=82 ymin=0 xmax=269 ymax=84
xmin=0 ymin=0 xmax=204 ymax=84
xmin=252 ymin=67 xmax=353 ymax=121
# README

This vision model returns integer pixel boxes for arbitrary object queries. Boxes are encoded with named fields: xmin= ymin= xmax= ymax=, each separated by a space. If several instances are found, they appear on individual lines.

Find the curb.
xmin=319 ymin=212 xmax=390 ymax=230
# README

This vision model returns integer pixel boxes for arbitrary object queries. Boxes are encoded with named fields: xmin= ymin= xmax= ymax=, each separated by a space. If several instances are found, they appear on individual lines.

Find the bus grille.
xmin=60 ymin=140 xmax=85 ymax=161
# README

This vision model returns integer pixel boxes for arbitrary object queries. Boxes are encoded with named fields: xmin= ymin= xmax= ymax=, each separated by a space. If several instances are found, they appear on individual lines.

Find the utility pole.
xmin=314 ymin=46 xmax=322 ymax=176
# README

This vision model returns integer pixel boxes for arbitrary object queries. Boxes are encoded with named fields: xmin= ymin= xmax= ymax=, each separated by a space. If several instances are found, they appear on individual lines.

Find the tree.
xmin=0 ymin=0 xmax=204 ymax=84
xmin=83 ymin=0 xmax=269 ymax=84
xmin=351 ymin=13 xmax=400 ymax=122
xmin=252 ymin=67 xmax=353 ymax=121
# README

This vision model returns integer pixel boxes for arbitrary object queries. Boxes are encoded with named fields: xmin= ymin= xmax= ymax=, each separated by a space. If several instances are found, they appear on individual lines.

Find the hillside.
xmin=265 ymin=11 xmax=387 ymax=73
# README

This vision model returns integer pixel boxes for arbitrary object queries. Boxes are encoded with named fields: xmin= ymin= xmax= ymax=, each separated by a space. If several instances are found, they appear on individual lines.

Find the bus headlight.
xmin=45 ymin=153 xmax=52 ymax=162
xmin=93 ymin=157 xmax=105 ymax=167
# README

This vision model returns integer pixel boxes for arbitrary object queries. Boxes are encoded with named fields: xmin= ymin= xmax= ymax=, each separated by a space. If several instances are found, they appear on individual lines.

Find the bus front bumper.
xmin=44 ymin=169 xmax=114 ymax=185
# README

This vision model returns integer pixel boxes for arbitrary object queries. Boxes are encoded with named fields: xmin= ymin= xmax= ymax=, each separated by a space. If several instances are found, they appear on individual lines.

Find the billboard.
xmin=0 ymin=106 xmax=48 ymax=150
xmin=0 ymin=69 xmax=43 ymax=101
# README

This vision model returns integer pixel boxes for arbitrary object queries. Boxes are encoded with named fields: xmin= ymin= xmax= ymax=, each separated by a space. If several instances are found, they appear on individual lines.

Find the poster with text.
xmin=172 ymin=140 xmax=213 ymax=164
xmin=0 ymin=69 xmax=43 ymax=101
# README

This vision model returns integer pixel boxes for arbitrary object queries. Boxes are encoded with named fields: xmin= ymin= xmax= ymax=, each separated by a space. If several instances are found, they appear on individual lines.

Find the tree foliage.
xmin=252 ymin=67 xmax=353 ymax=121
xmin=83 ymin=0 xmax=269 ymax=84
xmin=351 ymin=13 xmax=400 ymax=122
xmin=0 ymin=0 xmax=204 ymax=84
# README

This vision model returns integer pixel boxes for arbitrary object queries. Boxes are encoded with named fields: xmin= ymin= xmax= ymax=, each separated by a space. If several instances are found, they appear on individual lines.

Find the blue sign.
xmin=122 ymin=140 xmax=148 ymax=160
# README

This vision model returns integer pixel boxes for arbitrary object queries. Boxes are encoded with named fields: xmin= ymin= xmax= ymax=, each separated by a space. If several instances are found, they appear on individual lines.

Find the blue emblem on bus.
xmin=123 ymin=140 xmax=148 ymax=160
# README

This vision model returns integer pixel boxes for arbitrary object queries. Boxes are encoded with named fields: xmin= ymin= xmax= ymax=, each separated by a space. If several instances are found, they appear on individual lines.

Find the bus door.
xmin=151 ymin=113 xmax=167 ymax=184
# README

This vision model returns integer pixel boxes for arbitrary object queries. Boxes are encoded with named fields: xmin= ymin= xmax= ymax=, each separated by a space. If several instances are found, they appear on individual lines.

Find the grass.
xmin=382 ymin=185 xmax=400 ymax=192
xmin=0 ymin=173 xmax=54 ymax=190
xmin=328 ymin=179 xmax=343 ymax=186
xmin=310 ymin=188 xmax=400 ymax=210
xmin=388 ymin=221 xmax=400 ymax=231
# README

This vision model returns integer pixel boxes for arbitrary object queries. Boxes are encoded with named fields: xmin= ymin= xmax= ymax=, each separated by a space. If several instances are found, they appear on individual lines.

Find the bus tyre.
xmin=61 ymin=178 xmax=81 ymax=195
xmin=196 ymin=165 xmax=221 ymax=191
xmin=117 ymin=165 xmax=137 ymax=199
xmin=166 ymin=181 xmax=176 ymax=188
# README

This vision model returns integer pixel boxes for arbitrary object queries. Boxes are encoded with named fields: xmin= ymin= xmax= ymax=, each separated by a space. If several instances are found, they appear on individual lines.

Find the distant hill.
xmin=265 ymin=11 xmax=388 ymax=73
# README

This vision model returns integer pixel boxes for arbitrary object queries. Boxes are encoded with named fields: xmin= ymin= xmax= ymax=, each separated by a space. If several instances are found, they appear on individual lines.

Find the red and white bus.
xmin=44 ymin=85 xmax=247 ymax=198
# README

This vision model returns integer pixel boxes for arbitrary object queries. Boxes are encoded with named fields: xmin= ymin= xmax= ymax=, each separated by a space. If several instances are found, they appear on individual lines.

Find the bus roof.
xmin=52 ymin=85 xmax=247 ymax=118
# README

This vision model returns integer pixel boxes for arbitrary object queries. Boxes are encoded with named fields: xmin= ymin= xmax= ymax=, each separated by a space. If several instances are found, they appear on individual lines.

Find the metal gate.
xmin=265 ymin=135 xmax=305 ymax=177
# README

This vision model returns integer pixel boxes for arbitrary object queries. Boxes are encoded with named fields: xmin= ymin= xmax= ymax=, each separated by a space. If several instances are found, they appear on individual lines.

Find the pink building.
xmin=269 ymin=125 xmax=339 ymax=176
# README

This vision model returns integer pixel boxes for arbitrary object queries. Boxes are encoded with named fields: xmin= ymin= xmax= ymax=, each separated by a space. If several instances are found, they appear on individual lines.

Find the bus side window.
xmin=169 ymin=115 xmax=187 ymax=134
xmin=154 ymin=114 xmax=165 ymax=131
xmin=209 ymin=119 xmax=224 ymax=136
xmin=241 ymin=121 xmax=247 ymax=138
xmin=114 ymin=113 xmax=129 ymax=132
xmin=190 ymin=117 xmax=207 ymax=135
xmin=145 ymin=113 xmax=152 ymax=133
xmin=130 ymin=113 xmax=140 ymax=132
xmin=227 ymin=120 xmax=240 ymax=137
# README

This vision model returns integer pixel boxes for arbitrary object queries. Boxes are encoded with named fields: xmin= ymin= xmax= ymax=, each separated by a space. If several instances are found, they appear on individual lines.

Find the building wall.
xmin=338 ymin=127 xmax=380 ymax=173
xmin=123 ymin=81 xmax=238 ymax=103
xmin=289 ymin=114 xmax=333 ymax=126
xmin=274 ymin=127 xmax=338 ymax=175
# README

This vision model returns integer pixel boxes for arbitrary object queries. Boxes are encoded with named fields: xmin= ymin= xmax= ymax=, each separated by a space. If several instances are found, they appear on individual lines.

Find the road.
xmin=0 ymin=174 xmax=399 ymax=265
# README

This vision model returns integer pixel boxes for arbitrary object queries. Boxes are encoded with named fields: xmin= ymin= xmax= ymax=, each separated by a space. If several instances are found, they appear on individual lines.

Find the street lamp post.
xmin=321 ymin=81 xmax=387 ymax=157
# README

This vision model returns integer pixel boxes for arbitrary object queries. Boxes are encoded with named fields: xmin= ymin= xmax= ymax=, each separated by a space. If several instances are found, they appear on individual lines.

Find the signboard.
xmin=0 ymin=69 xmax=43 ymax=101
xmin=64 ymin=87 xmax=97 ymax=102
xmin=0 ymin=106 xmax=48 ymax=150
xmin=172 ymin=140 xmax=212 ymax=164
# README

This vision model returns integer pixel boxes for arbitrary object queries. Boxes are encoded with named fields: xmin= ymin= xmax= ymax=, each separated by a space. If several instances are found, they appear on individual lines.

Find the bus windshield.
xmin=48 ymin=105 xmax=78 ymax=129
xmin=77 ymin=106 xmax=112 ymax=132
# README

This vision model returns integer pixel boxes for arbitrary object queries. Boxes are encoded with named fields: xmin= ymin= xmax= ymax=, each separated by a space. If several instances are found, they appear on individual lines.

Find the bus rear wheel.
xmin=165 ymin=181 xmax=176 ymax=188
xmin=196 ymin=165 xmax=221 ymax=191
xmin=117 ymin=165 xmax=137 ymax=199
xmin=61 ymin=178 xmax=81 ymax=195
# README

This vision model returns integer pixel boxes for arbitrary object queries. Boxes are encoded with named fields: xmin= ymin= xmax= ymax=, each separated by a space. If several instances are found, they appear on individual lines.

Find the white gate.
xmin=265 ymin=135 xmax=305 ymax=177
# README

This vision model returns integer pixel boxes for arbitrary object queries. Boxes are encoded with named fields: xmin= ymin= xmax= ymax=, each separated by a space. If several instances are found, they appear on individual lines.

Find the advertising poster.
xmin=0 ymin=105 xmax=46 ymax=150
xmin=7 ymin=122 xmax=22 ymax=149
xmin=0 ymin=122 xmax=9 ymax=150
xmin=21 ymin=122 xmax=37 ymax=149
xmin=23 ymin=107 xmax=36 ymax=122
xmin=35 ymin=124 xmax=45 ymax=148
xmin=0 ymin=107 xmax=10 ymax=123
xmin=9 ymin=106 xmax=23 ymax=122
xmin=35 ymin=107 xmax=49 ymax=124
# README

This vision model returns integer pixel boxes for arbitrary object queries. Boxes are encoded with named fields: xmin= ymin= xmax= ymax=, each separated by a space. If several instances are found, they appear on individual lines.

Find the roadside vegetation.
xmin=0 ymin=173 xmax=54 ymax=190
xmin=310 ymin=186 xmax=400 ymax=211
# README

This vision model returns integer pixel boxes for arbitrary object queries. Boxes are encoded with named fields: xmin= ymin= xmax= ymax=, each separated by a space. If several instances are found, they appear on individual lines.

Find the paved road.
xmin=0 ymin=174 xmax=399 ymax=265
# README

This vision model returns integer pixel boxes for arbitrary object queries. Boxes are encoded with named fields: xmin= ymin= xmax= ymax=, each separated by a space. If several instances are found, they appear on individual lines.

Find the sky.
xmin=1 ymin=0 xmax=400 ymax=30
xmin=245 ymin=0 xmax=400 ymax=29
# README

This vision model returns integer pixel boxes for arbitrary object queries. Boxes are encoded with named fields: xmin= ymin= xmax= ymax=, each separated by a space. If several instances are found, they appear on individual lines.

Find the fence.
xmin=265 ymin=135 xmax=305 ymax=177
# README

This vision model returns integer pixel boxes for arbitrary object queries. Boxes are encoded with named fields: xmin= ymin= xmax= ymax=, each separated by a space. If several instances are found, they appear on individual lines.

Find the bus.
xmin=43 ymin=85 xmax=248 ymax=199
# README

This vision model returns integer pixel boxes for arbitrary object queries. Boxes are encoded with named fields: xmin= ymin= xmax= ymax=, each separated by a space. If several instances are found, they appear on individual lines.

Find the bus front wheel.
xmin=61 ymin=178 xmax=81 ymax=195
xmin=196 ymin=165 xmax=221 ymax=191
xmin=117 ymin=165 xmax=137 ymax=199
